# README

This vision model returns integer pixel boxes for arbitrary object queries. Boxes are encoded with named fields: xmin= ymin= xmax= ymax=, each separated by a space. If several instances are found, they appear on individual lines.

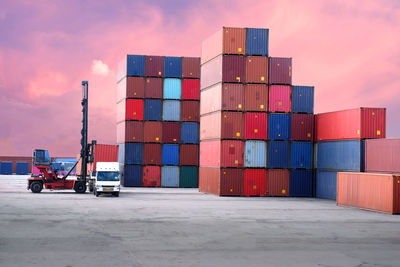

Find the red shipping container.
xmin=126 ymin=99 xmax=144 ymax=121
xmin=315 ymin=108 xmax=386 ymax=141
xmin=221 ymin=140 xmax=244 ymax=167
xmin=145 ymin=55 xmax=164 ymax=77
xmin=144 ymin=78 xmax=163 ymax=99
xmin=243 ymin=169 xmax=267 ymax=196
xmin=180 ymin=144 xmax=199 ymax=166
xmin=200 ymin=112 xmax=243 ymax=140
xmin=143 ymin=121 xmax=162 ymax=143
xmin=88 ymin=144 xmax=119 ymax=173
xmin=267 ymin=169 xmax=290 ymax=196
xmin=269 ymin=85 xmax=291 ymax=113
xmin=337 ymin=172 xmax=400 ymax=214
xmin=162 ymin=122 xmax=181 ymax=143
xmin=199 ymin=167 xmax=220 ymax=195
xmin=182 ymin=79 xmax=200 ymax=100
xmin=181 ymin=101 xmax=200 ymax=122
xmin=245 ymin=56 xmax=268 ymax=84
xmin=291 ymin=114 xmax=314 ymax=141
xmin=116 ymin=121 xmax=144 ymax=144
xmin=116 ymin=77 xmax=144 ymax=102
xmin=199 ymin=167 xmax=243 ymax=196
xmin=200 ymin=83 xmax=244 ymax=115
xmin=245 ymin=84 xmax=268 ymax=112
xmin=143 ymin=144 xmax=162 ymax=165
xmin=142 ymin=166 xmax=161 ymax=187
xmin=182 ymin=57 xmax=200 ymax=78
xmin=245 ymin=113 xmax=268 ymax=140
xmin=201 ymin=27 xmax=246 ymax=64
xmin=269 ymin=57 xmax=292 ymax=85
xmin=365 ymin=139 xmax=400 ymax=173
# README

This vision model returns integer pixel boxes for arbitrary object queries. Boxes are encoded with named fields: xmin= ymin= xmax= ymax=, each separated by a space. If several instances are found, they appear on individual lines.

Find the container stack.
xmin=314 ymin=108 xmax=386 ymax=199
xmin=116 ymin=55 xmax=200 ymax=188
xmin=199 ymin=27 xmax=315 ymax=197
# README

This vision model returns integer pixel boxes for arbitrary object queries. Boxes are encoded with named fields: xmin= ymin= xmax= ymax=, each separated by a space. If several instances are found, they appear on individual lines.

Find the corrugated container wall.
xmin=123 ymin=165 xmax=142 ymax=187
xmin=180 ymin=166 xmax=199 ymax=188
xmin=181 ymin=122 xmax=199 ymax=144
xmin=221 ymin=168 xmax=244 ymax=196
xmin=117 ymin=77 xmax=144 ymax=102
xmin=244 ymin=113 xmax=268 ymax=140
xmin=199 ymin=167 xmax=221 ymax=195
xmin=182 ymin=57 xmax=200 ymax=78
xmin=290 ymin=142 xmax=313 ymax=169
xmin=117 ymin=55 xmax=145 ymax=82
xmin=292 ymin=86 xmax=314 ymax=114
xmin=181 ymin=101 xmax=200 ymax=121
xmin=222 ymin=55 xmax=246 ymax=83
xmin=162 ymin=144 xmax=179 ymax=165
xmin=267 ymin=169 xmax=290 ymax=196
xmin=16 ymin=162 xmax=29 ymax=175
xmin=162 ymin=122 xmax=181 ymax=144
xmin=144 ymin=78 xmax=163 ymax=99
xmin=200 ymin=112 xmax=244 ymax=140
xmin=182 ymin=79 xmax=200 ymax=100
xmin=200 ymin=83 xmax=244 ymax=115
xmin=145 ymin=56 xmax=164 ymax=77
xmin=164 ymin=57 xmax=182 ymax=78
xmin=244 ymin=140 xmax=267 ymax=167
xmin=269 ymin=85 xmax=291 ymax=112
xmin=268 ymin=113 xmax=291 ymax=140
xmin=221 ymin=140 xmax=244 ymax=167
xmin=144 ymin=121 xmax=162 ymax=143
xmin=291 ymin=114 xmax=314 ymax=141
xmin=245 ymin=84 xmax=268 ymax=111
xmin=267 ymin=141 xmax=289 ymax=168
xmin=123 ymin=143 xmax=143 ymax=165
xmin=161 ymin=166 xmax=179 ymax=187
xmin=290 ymin=170 xmax=313 ymax=197
xmin=117 ymin=121 xmax=144 ymax=143
xmin=0 ymin=162 xmax=12 ymax=174
xmin=244 ymin=169 xmax=267 ymax=196
xmin=245 ymin=28 xmax=269 ymax=56
xmin=199 ymin=141 xmax=221 ymax=167
xmin=269 ymin=57 xmax=292 ymax=85
xmin=365 ymin=139 xmax=400 ymax=173
xmin=180 ymin=144 xmax=199 ymax=166
xmin=142 ymin=166 xmax=161 ymax=187
xmin=315 ymin=171 xmax=337 ymax=200
xmin=143 ymin=144 xmax=162 ymax=165
xmin=90 ymin=144 xmax=119 ymax=172
xmin=163 ymin=79 xmax=182 ymax=99
xmin=144 ymin=99 xmax=162 ymax=121
xmin=163 ymin=100 xmax=180 ymax=121
xmin=245 ymin=57 xmax=268 ymax=84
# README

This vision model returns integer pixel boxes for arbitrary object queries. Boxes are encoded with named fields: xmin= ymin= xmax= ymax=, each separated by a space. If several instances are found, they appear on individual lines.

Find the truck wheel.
xmin=74 ymin=181 xmax=86 ymax=193
xmin=114 ymin=192 xmax=119 ymax=197
xmin=30 ymin=181 xmax=43 ymax=193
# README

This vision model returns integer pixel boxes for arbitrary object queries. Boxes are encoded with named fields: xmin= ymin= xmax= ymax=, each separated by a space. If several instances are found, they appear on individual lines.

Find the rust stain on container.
xmin=246 ymin=56 xmax=268 ymax=84
xmin=245 ymin=84 xmax=268 ymax=111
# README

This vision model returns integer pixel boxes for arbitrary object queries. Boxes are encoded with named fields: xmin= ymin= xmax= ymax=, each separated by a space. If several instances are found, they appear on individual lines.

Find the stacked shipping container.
xmin=117 ymin=55 xmax=200 ymax=188
xmin=199 ymin=27 xmax=314 ymax=197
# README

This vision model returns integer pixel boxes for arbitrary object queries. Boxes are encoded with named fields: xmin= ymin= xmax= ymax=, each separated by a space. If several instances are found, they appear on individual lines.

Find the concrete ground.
xmin=0 ymin=175 xmax=399 ymax=267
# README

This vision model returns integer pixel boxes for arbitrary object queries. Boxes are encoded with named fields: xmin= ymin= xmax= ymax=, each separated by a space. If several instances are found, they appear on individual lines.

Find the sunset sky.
xmin=1 ymin=0 xmax=399 ymax=156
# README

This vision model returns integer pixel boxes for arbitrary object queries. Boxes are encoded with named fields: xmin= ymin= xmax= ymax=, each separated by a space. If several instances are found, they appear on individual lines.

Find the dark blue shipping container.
xmin=124 ymin=143 xmax=143 ymax=165
xmin=162 ymin=144 xmax=179 ymax=165
xmin=267 ymin=141 xmax=289 ymax=168
xmin=268 ymin=113 xmax=291 ymax=140
xmin=164 ymin=57 xmax=182 ymax=78
xmin=315 ymin=170 xmax=337 ymax=200
xmin=16 ymin=162 xmax=29 ymax=174
xmin=315 ymin=140 xmax=364 ymax=171
xmin=246 ymin=28 xmax=269 ymax=56
xmin=292 ymin=86 xmax=314 ymax=114
xmin=144 ymin=99 xmax=162 ymax=121
xmin=290 ymin=170 xmax=313 ymax=197
xmin=123 ymin=165 xmax=142 ymax=187
xmin=181 ymin=122 xmax=199 ymax=144
xmin=290 ymin=142 xmax=313 ymax=169
xmin=0 ymin=162 xmax=12 ymax=174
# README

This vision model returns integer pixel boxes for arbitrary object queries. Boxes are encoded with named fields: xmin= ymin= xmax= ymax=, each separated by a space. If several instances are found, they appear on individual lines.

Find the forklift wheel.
xmin=89 ymin=184 xmax=94 ymax=193
xmin=74 ymin=181 xmax=87 ymax=194
xmin=30 ymin=181 xmax=43 ymax=193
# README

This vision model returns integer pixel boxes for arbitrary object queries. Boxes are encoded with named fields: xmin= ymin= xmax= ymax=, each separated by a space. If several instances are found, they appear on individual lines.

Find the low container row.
xmin=0 ymin=161 xmax=29 ymax=175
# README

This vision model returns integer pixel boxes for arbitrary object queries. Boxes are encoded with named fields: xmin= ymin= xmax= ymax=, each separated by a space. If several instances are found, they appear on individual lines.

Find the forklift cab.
xmin=33 ymin=149 xmax=51 ymax=166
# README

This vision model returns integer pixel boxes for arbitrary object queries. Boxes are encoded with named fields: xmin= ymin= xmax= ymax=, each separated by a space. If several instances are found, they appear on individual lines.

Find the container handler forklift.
xmin=27 ymin=81 xmax=96 ymax=193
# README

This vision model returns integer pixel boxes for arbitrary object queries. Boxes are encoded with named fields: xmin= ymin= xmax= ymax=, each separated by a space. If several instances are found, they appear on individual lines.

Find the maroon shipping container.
xmin=243 ymin=169 xmax=267 ymax=197
xmin=162 ymin=122 xmax=181 ymax=143
xmin=116 ymin=77 xmax=145 ymax=102
xmin=245 ymin=84 xmax=268 ymax=112
xmin=199 ymin=167 xmax=243 ymax=196
xmin=291 ymin=114 xmax=314 ymax=141
xmin=267 ymin=169 xmax=290 ymax=196
xmin=201 ymin=27 xmax=246 ymax=64
xmin=181 ymin=101 xmax=200 ymax=122
xmin=200 ymin=83 xmax=244 ymax=115
xmin=145 ymin=56 xmax=164 ymax=77
xmin=269 ymin=57 xmax=292 ymax=85
xmin=144 ymin=77 xmax=163 ymax=99
xmin=365 ymin=139 xmax=400 ymax=173
xmin=88 ymin=144 xmax=119 ymax=173
xmin=244 ymin=113 xmax=268 ymax=140
xmin=200 ymin=111 xmax=244 ymax=140
xmin=142 ymin=166 xmax=161 ymax=187
xmin=182 ymin=57 xmax=200 ymax=78
xmin=180 ymin=144 xmax=199 ymax=166
xmin=144 ymin=121 xmax=162 ymax=143
xmin=143 ymin=144 xmax=162 ymax=165
xmin=182 ymin=79 xmax=200 ymax=100
xmin=116 ymin=121 xmax=144 ymax=144
xmin=246 ymin=56 xmax=268 ymax=84
xmin=315 ymin=108 xmax=386 ymax=141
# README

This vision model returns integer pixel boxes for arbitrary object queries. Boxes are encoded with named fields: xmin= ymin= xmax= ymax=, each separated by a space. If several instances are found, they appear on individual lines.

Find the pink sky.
xmin=0 ymin=0 xmax=399 ymax=156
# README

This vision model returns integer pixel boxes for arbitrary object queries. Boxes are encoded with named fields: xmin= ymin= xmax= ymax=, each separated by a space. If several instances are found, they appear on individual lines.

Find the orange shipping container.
xmin=245 ymin=56 xmax=268 ymax=84
xmin=199 ymin=167 xmax=243 ymax=196
xmin=337 ymin=172 xmax=400 ymax=214
xmin=88 ymin=144 xmax=119 ymax=173
xmin=245 ymin=84 xmax=268 ymax=112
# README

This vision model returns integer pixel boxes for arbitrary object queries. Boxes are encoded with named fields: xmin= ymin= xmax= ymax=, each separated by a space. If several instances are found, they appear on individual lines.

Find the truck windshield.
xmin=97 ymin=172 xmax=120 ymax=181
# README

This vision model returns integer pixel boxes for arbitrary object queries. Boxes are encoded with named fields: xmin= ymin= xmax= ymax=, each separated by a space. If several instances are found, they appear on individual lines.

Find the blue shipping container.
xmin=163 ymin=100 xmax=180 ymax=121
xmin=268 ymin=114 xmax=291 ymax=140
xmin=124 ymin=143 xmax=143 ymax=165
xmin=181 ymin=122 xmax=199 ymax=144
xmin=119 ymin=55 xmax=145 ymax=80
xmin=290 ymin=142 xmax=313 ymax=169
xmin=161 ymin=166 xmax=179 ymax=187
xmin=164 ymin=57 xmax=182 ymax=78
xmin=315 ymin=140 xmax=364 ymax=171
xmin=315 ymin=171 xmax=337 ymax=200
xmin=0 ymin=162 xmax=12 ymax=175
xmin=267 ymin=141 xmax=289 ymax=168
xmin=244 ymin=140 xmax=266 ymax=167
xmin=123 ymin=165 xmax=142 ymax=187
xmin=16 ymin=162 xmax=29 ymax=175
xmin=162 ymin=144 xmax=179 ymax=165
xmin=290 ymin=170 xmax=313 ymax=197
xmin=292 ymin=86 xmax=314 ymax=114
xmin=144 ymin=99 xmax=162 ymax=121
xmin=163 ymin=78 xmax=182 ymax=99
xmin=246 ymin=28 xmax=269 ymax=56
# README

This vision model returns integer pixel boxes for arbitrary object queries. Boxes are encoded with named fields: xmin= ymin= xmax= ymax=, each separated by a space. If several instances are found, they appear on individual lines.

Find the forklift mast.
xmin=80 ymin=81 xmax=89 ymax=184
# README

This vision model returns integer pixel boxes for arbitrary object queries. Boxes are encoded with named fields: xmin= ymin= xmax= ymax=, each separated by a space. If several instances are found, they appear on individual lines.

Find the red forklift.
xmin=27 ymin=81 xmax=95 ymax=193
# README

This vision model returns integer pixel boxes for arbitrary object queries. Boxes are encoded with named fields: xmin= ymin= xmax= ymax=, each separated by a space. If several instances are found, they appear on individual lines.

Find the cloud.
xmin=91 ymin=60 xmax=109 ymax=76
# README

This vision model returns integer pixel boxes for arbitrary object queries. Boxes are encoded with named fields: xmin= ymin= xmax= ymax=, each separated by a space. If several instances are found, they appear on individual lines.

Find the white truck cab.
xmin=92 ymin=162 xmax=120 ymax=197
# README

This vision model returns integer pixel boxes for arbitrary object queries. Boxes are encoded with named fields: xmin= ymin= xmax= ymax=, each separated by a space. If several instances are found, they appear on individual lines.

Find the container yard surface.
xmin=2 ymin=175 xmax=400 ymax=267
